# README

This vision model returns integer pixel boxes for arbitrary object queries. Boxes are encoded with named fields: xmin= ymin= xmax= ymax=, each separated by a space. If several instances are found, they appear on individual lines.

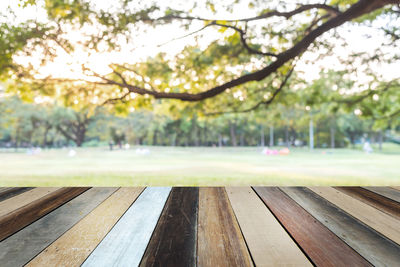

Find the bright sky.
xmin=1 ymin=0 xmax=399 ymax=85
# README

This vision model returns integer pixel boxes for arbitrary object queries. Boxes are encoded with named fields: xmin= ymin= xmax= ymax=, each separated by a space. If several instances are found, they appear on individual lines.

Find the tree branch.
xmin=335 ymin=78 xmax=399 ymax=105
xmin=93 ymin=0 xmax=396 ymax=103
xmin=212 ymin=22 xmax=277 ymax=57
xmin=206 ymin=64 xmax=295 ymax=115
xmin=153 ymin=4 xmax=341 ymax=23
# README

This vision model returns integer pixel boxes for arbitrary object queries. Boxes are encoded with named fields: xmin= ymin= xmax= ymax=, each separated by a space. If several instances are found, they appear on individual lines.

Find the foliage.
xmin=0 ymin=0 xmax=398 ymax=116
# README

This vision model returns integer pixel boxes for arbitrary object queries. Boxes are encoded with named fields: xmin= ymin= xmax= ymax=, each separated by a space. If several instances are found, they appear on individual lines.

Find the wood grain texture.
xmin=197 ymin=187 xmax=253 ymax=267
xmin=363 ymin=187 xmax=400 ymax=203
xmin=0 ymin=188 xmax=117 ymax=267
xmin=335 ymin=186 xmax=400 ymax=220
xmin=140 ymin=187 xmax=198 ymax=267
xmin=27 ymin=187 xmax=144 ymax=267
xmin=0 ymin=188 xmax=11 ymax=194
xmin=0 ymin=187 xmax=34 ymax=202
xmin=282 ymin=187 xmax=400 ymax=267
xmin=309 ymin=187 xmax=400 ymax=245
xmin=0 ymin=187 xmax=89 ymax=242
xmin=82 ymin=187 xmax=171 ymax=267
xmin=226 ymin=187 xmax=311 ymax=267
xmin=0 ymin=187 xmax=60 ymax=217
xmin=254 ymin=187 xmax=371 ymax=267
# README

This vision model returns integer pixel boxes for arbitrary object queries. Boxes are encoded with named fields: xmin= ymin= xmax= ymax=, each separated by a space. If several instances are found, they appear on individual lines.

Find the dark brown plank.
xmin=282 ymin=187 xmax=400 ymax=266
xmin=0 ymin=187 xmax=34 ymax=202
xmin=0 ymin=187 xmax=89 ymax=241
xmin=253 ymin=187 xmax=371 ymax=267
xmin=363 ymin=187 xmax=400 ymax=203
xmin=197 ymin=187 xmax=253 ymax=267
xmin=140 ymin=187 xmax=198 ymax=267
xmin=335 ymin=187 xmax=400 ymax=220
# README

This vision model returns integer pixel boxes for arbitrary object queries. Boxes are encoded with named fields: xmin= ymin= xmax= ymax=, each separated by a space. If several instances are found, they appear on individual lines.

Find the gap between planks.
xmin=282 ymin=187 xmax=400 ymax=267
xmin=254 ymin=187 xmax=371 ymax=267
xmin=0 ymin=188 xmax=118 ymax=267
xmin=0 ymin=187 xmax=89 ymax=241
xmin=226 ymin=187 xmax=311 ymax=267
xmin=197 ymin=187 xmax=253 ymax=267
xmin=0 ymin=187 xmax=60 ymax=217
xmin=309 ymin=187 xmax=400 ymax=245
xmin=27 ymin=187 xmax=144 ymax=267
xmin=82 ymin=187 xmax=171 ymax=267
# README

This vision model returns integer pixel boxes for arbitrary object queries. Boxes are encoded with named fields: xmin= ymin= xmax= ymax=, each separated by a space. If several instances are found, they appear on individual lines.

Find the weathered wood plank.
xmin=309 ymin=187 xmax=400 ymax=245
xmin=335 ymin=187 xmax=400 ymax=220
xmin=254 ymin=187 xmax=371 ymax=267
xmin=392 ymin=186 xmax=400 ymax=191
xmin=0 ymin=187 xmax=117 ymax=267
xmin=0 ymin=187 xmax=89 ymax=241
xmin=226 ymin=187 xmax=311 ymax=267
xmin=0 ymin=187 xmax=34 ymax=202
xmin=197 ymin=187 xmax=253 ymax=267
xmin=0 ymin=188 xmax=11 ymax=194
xmin=0 ymin=187 xmax=60 ymax=217
xmin=281 ymin=187 xmax=400 ymax=266
xmin=363 ymin=187 xmax=400 ymax=203
xmin=82 ymin=187 xmax=171 ymax=267
xmin=140 ymin=187 xmax=198 ymax=267
xmin=27 ymin=187 xmax=144 ymax=267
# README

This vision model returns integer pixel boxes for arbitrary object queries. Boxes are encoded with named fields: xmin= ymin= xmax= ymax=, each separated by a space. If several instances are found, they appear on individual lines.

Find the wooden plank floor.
xmin=0 ymin=186 xmax=399 ymax=267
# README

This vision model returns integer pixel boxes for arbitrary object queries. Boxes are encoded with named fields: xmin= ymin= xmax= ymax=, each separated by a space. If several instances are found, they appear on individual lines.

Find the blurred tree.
xmin=0 ymin=0 xmax=397 ymax=116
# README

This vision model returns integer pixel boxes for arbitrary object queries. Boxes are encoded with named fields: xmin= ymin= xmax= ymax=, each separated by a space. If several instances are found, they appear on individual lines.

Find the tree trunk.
xmin=194 ymin=132 xmax=199 ymax=146
xmin=289 ymin=127 xmax=297 ymax=146
xmin=330 ymin=125 xmax=335 ymax=149
xmin=218 ymin=134 xmax=223 ymax=147
xmin=152 ymin=130 xmax=158 ymax=146
xmin=285 ymin=126 xmax=289 ymax=147
xmin=75 ymin=129 xmax=85 ymax=147
xmin=269 ymin=126 xmax=274 ymax=147
xmin=42 ymin=125 xmax=51 ymax=148
xmin=239 ymin=133 xmax=245 ymax=146
xmin=309 ymin=117 xmax=314 ymax=150
xmin=378 ymin=130 xmax=383 ymax=151
xmin=260 ymin=126 xmax=265 ymax=147
xmin=170 ymin=133 xmax=176 ymax=146
xmin=230 ymin=122 xmax=237 ymax=147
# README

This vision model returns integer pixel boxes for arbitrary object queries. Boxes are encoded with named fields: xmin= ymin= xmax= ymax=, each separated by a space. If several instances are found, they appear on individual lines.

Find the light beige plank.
xmin=0 ymin=187 xmax=59 ymax=217
xmin=309 ymin=187 xmax=400 ymax=245
xmin=392 ymin=187 xmax=400 ymax=191
xmin=26 ymin=187 xmax=144 ymax=267
xmin=226 ymin=187 xmax=311 ymax=267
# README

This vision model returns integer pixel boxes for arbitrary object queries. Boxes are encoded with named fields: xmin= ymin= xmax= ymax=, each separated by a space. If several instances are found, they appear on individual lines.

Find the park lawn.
xmin=0 ymin=145 xmax=399 ymax=186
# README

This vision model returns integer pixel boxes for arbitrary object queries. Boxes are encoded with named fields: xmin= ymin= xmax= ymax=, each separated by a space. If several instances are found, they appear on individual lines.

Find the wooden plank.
xmin=309 ymin=187 xmax=400 ymax=245
xmin=0 ymin=187 xmax=89 ymax=241
xmin=226 ymin=187 xmax=311 ymax=267
xmin=363 ymin=187 xmax=400 ymax=203
xmin=27 ymin=187 xmax=144 ymax=267
xmin=0 ymin=187 xmax=117 ymax=267
xmin=197 ymin=187 xmax=253 ymax=267
xmin=82 ymin=187 xmax=171 ymax=267
xmin=0 ymin=187 xmax=60 ymax=217
xmin=0 ymin=187 xmax=34 ymax=202
xmin=140 ymin=187 xmax=198 ymax=267
xmin=281 ymin=187 xmax=400 ymax=266
xmin=335 ymin=186 xmax=400 ymax=220
xmin=392 ymin=186 xmax=400 ymax=191
xmin=0 ymin=188 xmax=11 ymax=194
xmin=254 ymin=187 xmax=371 ymax=267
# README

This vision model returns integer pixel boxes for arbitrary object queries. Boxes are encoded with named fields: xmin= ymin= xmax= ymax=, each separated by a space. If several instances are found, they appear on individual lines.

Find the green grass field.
xmin=1 ymin=145 xmax=399 ymax=186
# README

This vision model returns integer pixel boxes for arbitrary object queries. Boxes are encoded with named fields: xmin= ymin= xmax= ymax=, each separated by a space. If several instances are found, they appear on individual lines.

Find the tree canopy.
xmin=0 ymin=0 xmax=399 ymax=116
